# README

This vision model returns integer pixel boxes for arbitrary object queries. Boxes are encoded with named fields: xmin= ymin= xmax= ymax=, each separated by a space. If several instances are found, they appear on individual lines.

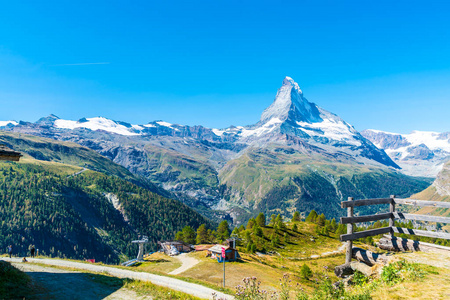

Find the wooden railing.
xmin=340 ymin=195 xmax=450 ymax=264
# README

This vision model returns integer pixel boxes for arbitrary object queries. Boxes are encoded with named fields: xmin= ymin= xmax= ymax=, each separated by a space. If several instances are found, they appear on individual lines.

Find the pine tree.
xmin=270 ymin=214 xmax=276 ymax=226
xmin=196 ymin=224 xmax=208 ymax=244
xmin=181 ymin=226 xmax=196 ymax=244
xmin=246 ymin=218 xmax=255 ymax=230
xmin=305 ymin=210 xmax=318 ymax=223
xmin=255 ymin=213 xmax=266 ymax=227
xmin=216 ymin=220 xmax=230 ymax=242
xmin=292 ymin=211 xmax=301 ymax=222
xmin=316 ymin=213 xmax=326 ymax=227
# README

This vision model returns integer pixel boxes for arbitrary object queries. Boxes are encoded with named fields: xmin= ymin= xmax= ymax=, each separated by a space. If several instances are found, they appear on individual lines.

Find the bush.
xmin=300 ymin=264 xmax=312 ymax=280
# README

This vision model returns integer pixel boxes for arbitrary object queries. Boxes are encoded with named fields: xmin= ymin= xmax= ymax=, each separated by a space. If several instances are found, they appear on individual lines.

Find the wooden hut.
xmin=207 ymin=239 xmax=240 ymax=262
xmin=158 ymin=241 xmax=193 ymax=255
xmin=0 ymin=144 xmax=22 ymax=161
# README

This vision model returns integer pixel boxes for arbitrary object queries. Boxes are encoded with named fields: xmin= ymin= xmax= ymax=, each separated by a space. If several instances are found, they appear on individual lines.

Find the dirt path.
xmin=310 ymin=242 xmax=346 ymax=259
xmin=67 ymin=167 xmax=88 ymax=178
xmin=12 ymin=262 xmax=150 ymax=300
xmin=2 ymin=257 xmax=233 ymax=299
xmin=168 ymin=253 xmax=200 ymax=275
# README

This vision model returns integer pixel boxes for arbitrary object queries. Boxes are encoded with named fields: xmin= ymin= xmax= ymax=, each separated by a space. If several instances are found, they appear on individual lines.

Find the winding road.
xmin=1 ymin=257 xmax=233 ymax=299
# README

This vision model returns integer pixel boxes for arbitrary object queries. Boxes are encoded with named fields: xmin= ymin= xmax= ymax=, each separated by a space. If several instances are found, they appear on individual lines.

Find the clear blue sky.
xmin=1 ymin=1 xmax=449 ymax=133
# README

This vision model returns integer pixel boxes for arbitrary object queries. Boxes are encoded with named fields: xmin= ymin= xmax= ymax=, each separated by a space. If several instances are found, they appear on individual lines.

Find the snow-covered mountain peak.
xmin=260 ymin=76 xmax=321 ymax=125
xmin=282 ymin=76 xmax=302 ymax=94
xmin=0 ymin=120 xmax=18 ymax=127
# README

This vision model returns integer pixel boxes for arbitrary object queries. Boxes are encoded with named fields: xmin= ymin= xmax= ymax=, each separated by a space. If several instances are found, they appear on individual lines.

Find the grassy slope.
xmin=0 ymin=131 xmax=137 ymax=181
xmin=408 ymin=160 xmax=450 ymax=231
xmin=130 ymin=221 xmax=343 ymax=293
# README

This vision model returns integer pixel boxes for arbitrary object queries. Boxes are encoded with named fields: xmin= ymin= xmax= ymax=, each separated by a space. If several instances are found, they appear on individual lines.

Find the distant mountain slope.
xmin=218 ymin=145 xmax=431 ymax=223
xmin=362 ymin=129 xmax=450 ymax=177
xmin=0 ymin=131 xmax=170 ymax=197
xmin=1 ymin=77 xmax=430 ymax=224
xmin=0 ymin=133 xmax=214 ymax=263
xmin=410 ymin=160 xmax=450 ymax=220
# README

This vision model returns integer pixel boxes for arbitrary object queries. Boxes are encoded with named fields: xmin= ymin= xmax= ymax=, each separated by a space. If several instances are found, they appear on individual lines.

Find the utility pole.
xmin=221 ymin=247 xmax=226 ymax=287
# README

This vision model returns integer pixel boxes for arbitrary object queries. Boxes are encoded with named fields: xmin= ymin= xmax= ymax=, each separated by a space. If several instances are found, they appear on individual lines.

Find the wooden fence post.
xmin=345 ymin=197 xmax=354 ymax=264
xmin=390 ymin=195 xmax=396 ymax=238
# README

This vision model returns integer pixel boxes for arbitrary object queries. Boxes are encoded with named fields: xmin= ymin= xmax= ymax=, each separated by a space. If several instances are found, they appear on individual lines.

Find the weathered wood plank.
xmin=352 ymin=247 xmax=389 ymax=266
xmin=394 ymin=198 xmax=450 ymax=209
xmin=392 ymin=227 xmax=450 ymax=240
xmin=381 ymin=235 xmax=450 ymax=253
xmin=341 ymin=198 xmax=392 ymax=208
xmin=393 ymin=212 xmax=450 ymax=224
xmin=334 ymin=263 xmax=353 ymax=277
xmin=346 ymin=197 xmax=354 ymax=264
xmin=350 ymin=261 xmax=375 ymax=277
xmin=377 ymin=236 xmax=420 ymax=252
xmin=389 ymin=195 xmax=396 ymax=233
xmin=340 ymin=227 xmax=391 ymax=242
xmin=340 ymin=213 xmax=392 ymax=224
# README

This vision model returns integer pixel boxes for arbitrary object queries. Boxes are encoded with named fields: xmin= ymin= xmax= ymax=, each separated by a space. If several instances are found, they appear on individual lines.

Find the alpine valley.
xmin=1 ymin=77 xmax=435 ymax=225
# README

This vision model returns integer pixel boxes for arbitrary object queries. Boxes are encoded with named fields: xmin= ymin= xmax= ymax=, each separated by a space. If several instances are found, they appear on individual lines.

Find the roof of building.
xmin=0 ymin=144 xmax=22 ymax=161
xmin=208 ymin=244 xmax=230 ymax=253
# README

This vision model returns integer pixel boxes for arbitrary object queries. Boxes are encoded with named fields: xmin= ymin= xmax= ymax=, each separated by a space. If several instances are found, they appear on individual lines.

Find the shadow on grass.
xmin=1 ymin=263 xmax=127 ymax=300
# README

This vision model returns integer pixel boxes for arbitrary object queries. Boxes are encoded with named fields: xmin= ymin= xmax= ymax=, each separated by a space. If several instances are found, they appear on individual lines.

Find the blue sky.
xmin=1 ymin=1 xmax=449 ymax=133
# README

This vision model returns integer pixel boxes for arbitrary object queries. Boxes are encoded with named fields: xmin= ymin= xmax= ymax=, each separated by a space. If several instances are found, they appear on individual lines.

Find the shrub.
xmin=300 ymin=264 xmax=312 ymax=280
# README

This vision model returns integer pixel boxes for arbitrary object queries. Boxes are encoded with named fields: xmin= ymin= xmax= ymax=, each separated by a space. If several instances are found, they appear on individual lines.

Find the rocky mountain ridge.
xmin=362 ymin=129 xmax=450 ymax=177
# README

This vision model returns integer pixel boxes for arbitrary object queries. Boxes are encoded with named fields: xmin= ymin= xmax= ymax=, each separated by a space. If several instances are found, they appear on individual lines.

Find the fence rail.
xmin=340 ymin=195 xmax=450 ymax=264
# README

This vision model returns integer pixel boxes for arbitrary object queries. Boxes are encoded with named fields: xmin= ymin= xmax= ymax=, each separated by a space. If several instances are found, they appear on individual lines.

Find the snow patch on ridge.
xmin=297 ymin=119 xmax=360 ymax=145
xmin=156 ymin=121 xmax=173 ymax=127
xmin=0 ymin=121 xmax=18 ymax=127
xmin=55 ymin=117 xmax=140 ymax=136
xmin=240 ymin=117 xmax=282 ymax=137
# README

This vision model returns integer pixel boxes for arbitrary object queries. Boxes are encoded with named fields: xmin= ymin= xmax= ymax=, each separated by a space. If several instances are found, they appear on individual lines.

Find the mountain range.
xmin=362 ymin=129 xmax=450 ymax=177
xmin=1 ymin=77 xmax=437 ymax=224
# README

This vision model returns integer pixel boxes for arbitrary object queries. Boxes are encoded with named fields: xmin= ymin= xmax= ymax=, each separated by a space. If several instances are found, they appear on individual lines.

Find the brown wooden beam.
xmin=340 ymin=227 xmax=392 ymax=242
xmin=340 ymin=212 xmax=392 ymax=224
xmin=341 ymin=198 xmax=392 ymax=208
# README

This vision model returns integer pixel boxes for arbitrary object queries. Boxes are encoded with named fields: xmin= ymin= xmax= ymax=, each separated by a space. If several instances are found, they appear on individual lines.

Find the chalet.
xmin=0 ymin=144 xmax=22 ymax=161
xmin=158 ymin=241 xmax=193 ymax=256
xmin=207 ymin=239 xmax=240 ymax=262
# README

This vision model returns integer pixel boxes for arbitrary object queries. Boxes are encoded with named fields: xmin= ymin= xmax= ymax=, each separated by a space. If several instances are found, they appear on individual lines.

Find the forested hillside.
xmin=0 ymin=161 xmax=214 ymax=264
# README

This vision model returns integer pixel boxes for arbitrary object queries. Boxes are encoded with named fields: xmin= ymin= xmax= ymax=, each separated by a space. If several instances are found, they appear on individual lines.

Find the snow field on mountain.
xmin=54 ymin=117 xmax=140 ymax=136
xmin=0 ymin=120 xmax=18 ymax=126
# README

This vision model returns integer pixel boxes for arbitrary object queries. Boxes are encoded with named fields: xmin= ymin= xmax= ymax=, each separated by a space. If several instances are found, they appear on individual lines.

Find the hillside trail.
xmin=67 ymin=167 xmax=88 ymax=178
xmin=309 ymin=242 xmax=346 ymax=259
xmin=1 ymin=257 xmax=233 ymax=299
xmin=12 ymin=262 xmax=150 ymax=300
xmin=168 ymin=253 xmax=200 ymax=275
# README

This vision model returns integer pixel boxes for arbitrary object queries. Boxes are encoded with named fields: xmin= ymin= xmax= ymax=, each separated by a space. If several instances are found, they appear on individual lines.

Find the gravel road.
xmin=168 ymin=253 xmax=200 ymax=275
xmin=12 ymin=262 xmax=149 ymax=299
xmin=1 ymin=257 xmax=234 ymax=300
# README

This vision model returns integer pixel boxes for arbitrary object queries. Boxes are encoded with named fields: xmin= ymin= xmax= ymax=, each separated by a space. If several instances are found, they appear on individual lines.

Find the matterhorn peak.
xmin=260 ymin=76 xmax=321 ymax=124
xmin=282 ymin=76 xmax=303 ymax=94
